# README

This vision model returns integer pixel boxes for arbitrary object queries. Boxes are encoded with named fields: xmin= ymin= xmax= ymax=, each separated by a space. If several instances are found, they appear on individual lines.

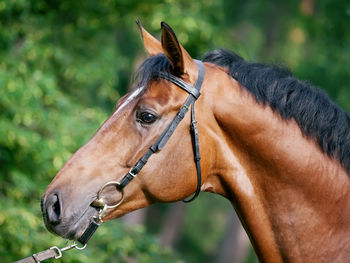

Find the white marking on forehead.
xmin=113 ymin=86 xmax=144 ymax=116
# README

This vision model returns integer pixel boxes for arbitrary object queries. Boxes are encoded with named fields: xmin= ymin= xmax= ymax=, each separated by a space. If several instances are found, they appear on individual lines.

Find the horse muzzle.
xmin=41 ymin=190 xmax=98 ymax=240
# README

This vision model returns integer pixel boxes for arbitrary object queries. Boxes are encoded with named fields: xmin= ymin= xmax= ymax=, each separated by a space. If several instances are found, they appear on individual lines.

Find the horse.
xmin=41 ymin=21 xmax=350 ymax=262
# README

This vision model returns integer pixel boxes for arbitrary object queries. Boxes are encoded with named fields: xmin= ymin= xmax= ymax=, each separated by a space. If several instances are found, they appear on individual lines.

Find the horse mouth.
xmin=41 ymin=196 xmax=99 ymax=240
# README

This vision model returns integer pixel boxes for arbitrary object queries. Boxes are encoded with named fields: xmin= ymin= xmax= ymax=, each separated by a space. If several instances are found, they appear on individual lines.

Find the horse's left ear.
xmin=161 ymin=22 xmax=197 ymax=77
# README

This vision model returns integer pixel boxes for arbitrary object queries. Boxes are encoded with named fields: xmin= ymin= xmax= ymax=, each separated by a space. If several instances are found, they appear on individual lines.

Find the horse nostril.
xmin=43 ymin=192 xmax=62 ymax=225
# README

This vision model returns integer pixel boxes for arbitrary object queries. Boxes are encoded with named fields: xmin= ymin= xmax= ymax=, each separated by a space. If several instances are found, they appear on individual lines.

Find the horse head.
xmin=41 ymin=22 xmax=221 ymax=240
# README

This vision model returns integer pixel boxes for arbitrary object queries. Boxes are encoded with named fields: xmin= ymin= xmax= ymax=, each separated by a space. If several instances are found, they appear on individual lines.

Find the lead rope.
xmin=13 ymin=241 xmax=88 ymax=263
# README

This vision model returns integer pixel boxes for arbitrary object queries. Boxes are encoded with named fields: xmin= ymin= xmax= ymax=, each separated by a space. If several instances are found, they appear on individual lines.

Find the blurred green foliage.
xmin=1 ymin=0 xmax=349 ymax=262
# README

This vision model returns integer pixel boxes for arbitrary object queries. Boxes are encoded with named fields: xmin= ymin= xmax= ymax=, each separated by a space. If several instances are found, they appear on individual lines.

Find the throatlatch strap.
xmin=183 ymin=101 xmax=202 ymax=203
xmin=117 ymin=60 xmax=205 ymax=203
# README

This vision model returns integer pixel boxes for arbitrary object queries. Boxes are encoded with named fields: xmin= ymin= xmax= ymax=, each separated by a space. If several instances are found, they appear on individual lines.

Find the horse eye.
xmin=137 ymin=112 xmax=157 ymax=124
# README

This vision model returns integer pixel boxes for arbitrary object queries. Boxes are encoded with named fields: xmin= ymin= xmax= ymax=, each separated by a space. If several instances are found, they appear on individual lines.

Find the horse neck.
xmin=202 ymin=71 xmax=350 ymax=262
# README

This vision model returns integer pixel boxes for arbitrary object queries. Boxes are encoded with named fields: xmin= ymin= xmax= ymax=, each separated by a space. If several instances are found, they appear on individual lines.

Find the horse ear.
xmin=161 ymin=22 xmax=196 ymax=76
xmin=136 ymin=19 xmax=162 ymax=56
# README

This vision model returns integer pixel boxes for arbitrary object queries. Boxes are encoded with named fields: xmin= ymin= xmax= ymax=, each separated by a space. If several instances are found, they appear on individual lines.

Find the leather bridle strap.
xmin=185 ymin=100 xmax=201 ymax=202
xmin=117 ymin=60 xmax=205 ymax=202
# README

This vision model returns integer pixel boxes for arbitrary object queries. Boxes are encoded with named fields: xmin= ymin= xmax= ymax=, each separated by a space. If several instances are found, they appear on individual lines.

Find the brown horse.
xmin=41 ymin=22 xmax=350 ymax=262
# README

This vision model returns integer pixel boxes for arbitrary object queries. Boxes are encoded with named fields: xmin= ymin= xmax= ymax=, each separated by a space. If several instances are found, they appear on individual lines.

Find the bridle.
xmin=78 ymin=60 xmax=205 ymax=244
xmin=15 ymin=60 xmax=205 ymax=263
xmin=117 ymin=59 xmax=205 ymax=202
xmin=91 ymin=59 xmax=205 ymax=213
xmin=79 ymin=60 xmax=205 ymax=244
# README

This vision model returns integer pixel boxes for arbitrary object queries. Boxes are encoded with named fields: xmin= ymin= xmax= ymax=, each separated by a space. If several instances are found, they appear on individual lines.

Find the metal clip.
xmin=49 ymin=241 xmax=87 ymax=260
xmin=50 ymin=246 xmax=62 ymax=259
xmin=73 ymin=241 xmax=87 ymax=250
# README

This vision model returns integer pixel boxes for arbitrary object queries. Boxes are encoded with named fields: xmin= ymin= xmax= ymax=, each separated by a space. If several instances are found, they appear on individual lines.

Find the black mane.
xmin=135 ymin=50 xmax=350 ymax=173
xmin=203 ymin=49 xmax=350 ymax=173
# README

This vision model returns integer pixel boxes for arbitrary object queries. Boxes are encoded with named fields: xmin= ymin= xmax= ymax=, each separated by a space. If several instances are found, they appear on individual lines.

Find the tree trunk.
xmin=122 ymin=208 xmax=147 ymax=225
xmin=218 ymin=211 xmax=256 ymax=263
xmin=159 ymin=202 xmax=186 ymax=248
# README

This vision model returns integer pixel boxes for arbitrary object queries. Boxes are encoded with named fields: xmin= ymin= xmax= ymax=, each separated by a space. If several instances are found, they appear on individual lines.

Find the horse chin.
xmin=43 ymin=205 xmax=98 ymax=240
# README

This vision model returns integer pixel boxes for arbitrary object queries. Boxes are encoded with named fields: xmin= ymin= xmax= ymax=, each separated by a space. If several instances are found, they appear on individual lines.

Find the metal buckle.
xmin=128 ymin=168 xmax=137 ymax=178
xmin=50 ymin=246 xmax=62 ymax=259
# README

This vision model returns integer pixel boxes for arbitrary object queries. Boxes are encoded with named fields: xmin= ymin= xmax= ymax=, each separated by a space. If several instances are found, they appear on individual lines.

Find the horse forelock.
xmin=133 ymin=54 xmax=173 ymax=88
